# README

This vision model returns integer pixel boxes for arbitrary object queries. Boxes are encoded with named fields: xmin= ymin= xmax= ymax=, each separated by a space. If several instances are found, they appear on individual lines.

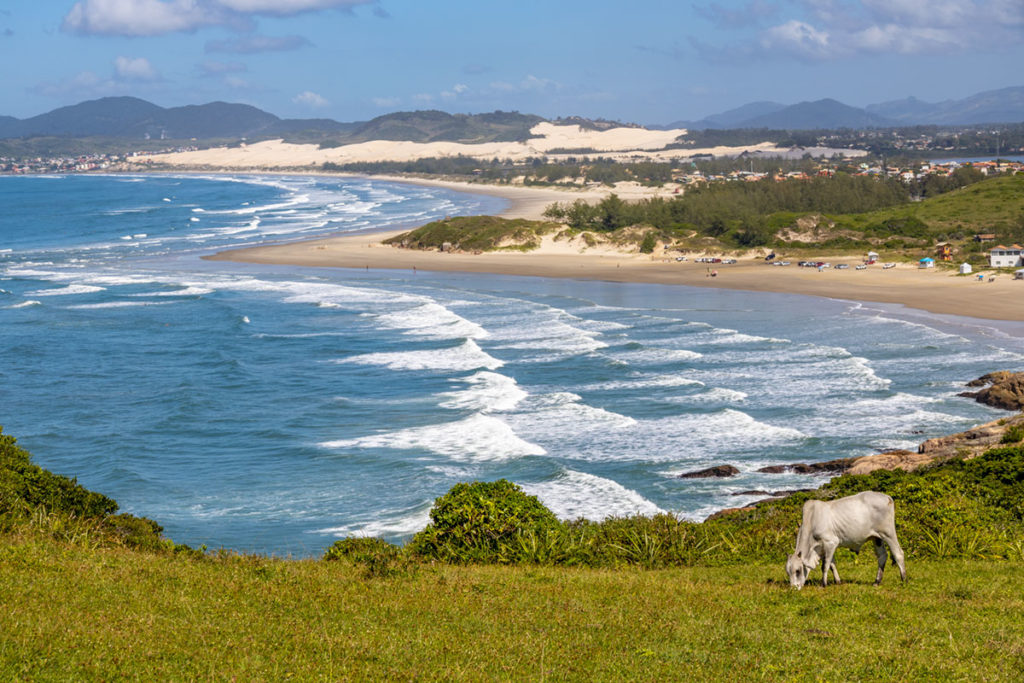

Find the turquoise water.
xmin=2 ymin=173 xmax=1021 ymax=556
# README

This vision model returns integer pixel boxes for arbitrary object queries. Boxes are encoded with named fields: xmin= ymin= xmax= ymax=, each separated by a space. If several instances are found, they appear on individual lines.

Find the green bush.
xmin=410 ymin=480 xmax=560 ymax=563
xmin=1001 ymin=425 xmax=1024 ymax=443
xmin=1 ymin=428 xmax=117 ymax=519
xmin=639 ymin=232 xmax=658 ymax=253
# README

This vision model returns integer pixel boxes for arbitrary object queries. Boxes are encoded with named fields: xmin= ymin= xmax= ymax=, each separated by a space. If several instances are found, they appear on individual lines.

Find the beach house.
xmin=989 ymin=245 xmax=1024 ymax=268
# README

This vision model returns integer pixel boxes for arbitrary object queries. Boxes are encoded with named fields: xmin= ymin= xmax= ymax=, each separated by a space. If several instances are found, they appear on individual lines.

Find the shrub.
xmin=1 ymin=429 xmax=117 ymax=519
xmin=410 ymin=480 xmax=560 ymax=563
xmin=324 ymin=537 xmax=412 ymax=578
xmin=639 ymin=232 xmax=658 ymax=253
xmin=1001 ymin=425 xmax=1024 ymax=443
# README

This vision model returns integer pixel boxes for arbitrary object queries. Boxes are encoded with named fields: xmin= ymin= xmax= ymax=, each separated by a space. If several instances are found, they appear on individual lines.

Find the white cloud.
xmin=63 ymin=0 xmax=221 ymax=36
xmin=293 ymin=90 xmax=328 ymax=108
xmin=114 ymin=56 xmax=160 ymax=81
xmin=760 ymin=19 xmax=830 ymax=58
xmin=371 ymin=96 xmax=401 ymax=108
xmin=440 ymin=83 xmax=468 ymax=99
xmin=63 ymin=0 xmax=373 ymax=37
xmin=751 ymin=0 xmax=1023 ymax=61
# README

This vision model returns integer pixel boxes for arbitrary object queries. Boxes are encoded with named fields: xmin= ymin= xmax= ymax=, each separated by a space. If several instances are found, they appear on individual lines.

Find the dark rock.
xmin=755 ymin=457 xmax=860 ymax=475
xmin=961 ymin=371 xmax=1024 ymax=411
xmin=679 ymin=464 xmax=740 ymax=479
xmin=731 ymin=490 xmax=772 ymax=496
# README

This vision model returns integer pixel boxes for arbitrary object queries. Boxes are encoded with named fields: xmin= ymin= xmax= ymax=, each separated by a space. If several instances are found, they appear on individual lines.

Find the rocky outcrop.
xmin=679 ymin=465 xmax=739 ymax=479
xmin=959 ymin=371 xmax=1024 ymax=411
xmin=756 ymin=457 xmax=860 ymax=475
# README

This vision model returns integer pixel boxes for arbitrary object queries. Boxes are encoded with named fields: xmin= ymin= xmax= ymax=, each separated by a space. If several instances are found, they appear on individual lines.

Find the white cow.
xmin=785 ymin=491 xmax=906 ymax=589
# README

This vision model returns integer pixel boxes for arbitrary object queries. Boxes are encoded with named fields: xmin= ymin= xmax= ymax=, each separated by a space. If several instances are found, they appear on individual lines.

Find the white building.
xmin=989 ymin=245 xmax=1024 ymax=268
xmin=959 ymin=263 xmax=973 ymax=275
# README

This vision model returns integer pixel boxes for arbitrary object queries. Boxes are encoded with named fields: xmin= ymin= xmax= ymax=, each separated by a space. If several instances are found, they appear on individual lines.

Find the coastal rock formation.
xmin=959 ymin=371 xmax=1024 ymax=411
xmin=756 ymin=457 xmax=860 ymax=475
xmin=678 ymin=465 xmax=739 ymax=479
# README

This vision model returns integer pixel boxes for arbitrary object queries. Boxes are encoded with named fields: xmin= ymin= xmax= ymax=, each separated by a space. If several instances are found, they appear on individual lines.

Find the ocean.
xmin=2 ymin=173 xmax=1022 ymax=557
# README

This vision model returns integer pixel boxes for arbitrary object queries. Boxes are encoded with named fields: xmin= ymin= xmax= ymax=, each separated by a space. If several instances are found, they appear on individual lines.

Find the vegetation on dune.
xmin=383 ymin=215 xmax=560 ymax=252
xmin=542 ymin=172 xmax=1024 ymax=254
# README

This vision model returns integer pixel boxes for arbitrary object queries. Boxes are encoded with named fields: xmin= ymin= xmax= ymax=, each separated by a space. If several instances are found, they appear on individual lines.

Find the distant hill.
xmin=0 ymin=97 xmax=279 ymax=140
xmin=341 ymin=110 xmax=544 ymax=144
xmin=0 ymin=98 xmax=544 ymax=144
xmin=685 ymin=86 xmax=1024 ymax=130
xmin=867 ymin=86 xmax=1024 ymax=125
xmin=740 ymin=98 xmax=895 ymax=129
xmin=663 ymin=101 xmax=786 ymax=130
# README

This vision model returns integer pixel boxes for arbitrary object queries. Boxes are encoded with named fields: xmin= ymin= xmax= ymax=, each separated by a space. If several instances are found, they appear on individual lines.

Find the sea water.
xmin=2 ymin=173 xmax=1022 ymax=556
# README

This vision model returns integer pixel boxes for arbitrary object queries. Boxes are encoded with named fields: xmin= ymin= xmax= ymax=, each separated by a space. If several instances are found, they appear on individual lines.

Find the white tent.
xmin=1015 ymin=269 xmax=1024 ymax=280
xmin=959 ymin=263 xmax=973 ymax=274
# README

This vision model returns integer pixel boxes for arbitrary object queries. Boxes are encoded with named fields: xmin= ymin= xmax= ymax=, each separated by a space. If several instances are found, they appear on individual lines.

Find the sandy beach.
xmin=201 ymin=176 xmax=1024 ymax=322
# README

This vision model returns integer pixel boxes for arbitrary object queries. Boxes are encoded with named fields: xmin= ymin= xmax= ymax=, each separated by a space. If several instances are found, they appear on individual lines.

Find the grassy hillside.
xmin=4 ymin=427 xmax=1024 ymax=678
xmin=835 ymin=173 xmax=1024 ymax=236
xmin=4 ymin=536 xmax=1022 ymax=680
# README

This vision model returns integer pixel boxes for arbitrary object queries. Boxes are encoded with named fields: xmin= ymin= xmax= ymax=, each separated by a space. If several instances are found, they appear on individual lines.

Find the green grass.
xmin=835 ymin=174 xmax=1024 ymax=235
xmin=3 ymin=531 xmax=1024 ymax=680
xmin=5 ymin=428 xmax=1024 ymax=678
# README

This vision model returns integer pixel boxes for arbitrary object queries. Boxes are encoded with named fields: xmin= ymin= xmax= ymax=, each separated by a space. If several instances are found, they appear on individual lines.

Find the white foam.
xmin=9 ymin=300 xmax=40 ymax=308
xmin=340 ymin=339 xmax=504 ymax=372
xmin=438 ymin=371 xmax=528 ymax=412
xmin=65 ymin=300 xmax=177 ymax=309
xmin=667 ymin=387 xmax=748 ymax=404
xmin=314 ymin=505 xmax=432 ymax=539
xmin=585 ymin=374 xmax=705 ymax=391
xmin=373 ymin=302 xmax=488 ymax=340
xmin=320 ymin=413 xmax=544 ymax=461
xmin=132 ymin=286 xmax=213 ymax=297
xmin=522 ymin=470 xmax=664 ymax=521
xmin=28 ymin=284 xmax=105 ymax=297
xmin=613 ymin=347 xmax=703 ymax=364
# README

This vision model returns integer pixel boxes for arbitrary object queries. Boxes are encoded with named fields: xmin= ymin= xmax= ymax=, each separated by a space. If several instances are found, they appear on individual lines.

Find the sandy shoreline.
xmin=197 ymin=173 xmax=1024 ymax=323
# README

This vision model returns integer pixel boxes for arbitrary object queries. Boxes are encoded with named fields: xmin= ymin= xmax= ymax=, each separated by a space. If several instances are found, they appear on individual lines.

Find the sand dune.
xmin=145 ymin=122 xmax=802 ymax=168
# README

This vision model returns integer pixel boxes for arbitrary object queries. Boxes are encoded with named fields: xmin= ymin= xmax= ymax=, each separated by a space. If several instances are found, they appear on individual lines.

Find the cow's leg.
xmin=872 ymin=538 xmax=888 ymax=585
xmin=821 ymin=542 xmax=838 ymax=587
xmin=883 ymin=533 xmax=906 ymax=582
xmin=830 ymin=559 xmax=841 ymax=585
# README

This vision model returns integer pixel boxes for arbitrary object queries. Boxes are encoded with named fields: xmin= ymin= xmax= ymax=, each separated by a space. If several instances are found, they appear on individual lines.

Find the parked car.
xmin=855 ymin=264 xmax=867 ymax=270
xmin=722 ymin=258 xmax=737 ymax=264
xmin=836 ymin=264 xmax=850 ymax=270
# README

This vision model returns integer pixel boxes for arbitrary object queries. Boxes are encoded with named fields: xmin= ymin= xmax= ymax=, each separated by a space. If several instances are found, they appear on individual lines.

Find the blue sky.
xmin=1 ymin=1 xmax=1022 ymax=125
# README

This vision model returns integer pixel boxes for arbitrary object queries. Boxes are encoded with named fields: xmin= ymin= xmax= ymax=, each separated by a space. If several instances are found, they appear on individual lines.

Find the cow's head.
xmin=785 ymin=551 xmax=810 ymax=589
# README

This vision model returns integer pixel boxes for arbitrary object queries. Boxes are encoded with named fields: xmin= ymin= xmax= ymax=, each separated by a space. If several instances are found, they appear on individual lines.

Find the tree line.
xmin=542 ymin=174 xmax=914 ymax=247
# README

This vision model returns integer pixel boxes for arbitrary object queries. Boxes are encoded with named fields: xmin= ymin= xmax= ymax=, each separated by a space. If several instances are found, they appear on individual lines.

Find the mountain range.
xmin=0 ymin=86 xmax=1021 ymax=144
xmin=670 ymin=86 xmax=1024 ymax=130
